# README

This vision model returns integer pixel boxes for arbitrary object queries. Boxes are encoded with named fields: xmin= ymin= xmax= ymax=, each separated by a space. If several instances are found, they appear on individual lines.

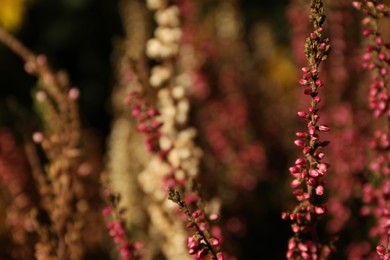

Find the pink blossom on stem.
xmin=124 ymin=91 xmax=163 ymax=156
xmin=102 ymin=190 xmax=141 ymax=260
xmin=354 ymin=1 xmax=390 ymax=258
xmin=283 ymin=0 xmax=333 ymax=259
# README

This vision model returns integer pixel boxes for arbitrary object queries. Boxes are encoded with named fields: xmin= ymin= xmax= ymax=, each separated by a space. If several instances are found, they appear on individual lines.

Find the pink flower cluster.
xmin=354 ymin=1 xmax=390 ymax=258
xmin=124 ymin=91 xmax=163 ymax=155
xmin=369 ymin=130 xmax=390 ymax=175
xmin=185 ymin=210 xmax=222 ymax=260
xmin=107 ymin=220 xmax=142 ymax=260
xmin=360 ymin=129 xmax=390 ymax=259
xmin=187 ymin=234 xmax=222 ymax=260
xmin=286 ymin=238 xmax=330 ymax=260
xmin=102 ymin=190 xmax=142 ymax=260
xmin=283 ymin=0 xmax=332 ymax=258
xmin=283 ymin=101 xmax=332 ymax=258
xmin=354 ymin=0 xmax=390 ymax=118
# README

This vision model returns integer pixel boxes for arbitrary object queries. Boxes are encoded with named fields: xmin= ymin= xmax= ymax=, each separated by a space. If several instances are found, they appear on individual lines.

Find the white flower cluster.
xmin=156 ymin=80 xmax=202 ymax=182
xmin=146 ymin=5 xmax=181 ymax=63
xmin=146 ymin=0 xmax=165 ymax=10
xmin=146 ymin=1 xmax=181 ymax=88
xmin=149 ymin=65 xmax=172 ymax=88
xmin=146 ymin=3 xmax=181 ymax=88
xmin=144 ymin=1 xmax=202 ymax=183
xmin=108 ymin=2 xmax=194 ymax=259
xmin=139 ymin=2 xmax=202 ymax=259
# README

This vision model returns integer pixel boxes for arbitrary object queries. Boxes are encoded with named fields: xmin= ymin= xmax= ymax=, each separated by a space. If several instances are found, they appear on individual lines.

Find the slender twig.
xmin=0 ymin=26 xmax=34 ymax=61
xmin=168 ymin=187 xmax=218 ymax=260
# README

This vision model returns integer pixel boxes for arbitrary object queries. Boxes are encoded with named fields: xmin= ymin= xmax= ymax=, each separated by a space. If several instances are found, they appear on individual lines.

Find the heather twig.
xmin=101 ymin=185 xmax=142 ymax=260
xmin=168 ymin=188 xmax=221 ymax=260
xmin=0 ymin=26 xmax=87 ymax=260
xmin=354 ymin=1 xmax=390 ymax=258
xmin=283 ymin=0 xmax=333 ymax=259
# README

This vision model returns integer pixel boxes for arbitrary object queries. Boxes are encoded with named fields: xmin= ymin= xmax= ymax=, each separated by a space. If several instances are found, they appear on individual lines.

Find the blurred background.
xmin=0 ymin=0 xmax=290 ymax=135
xmin=0 ymin=0 xmax=377 ymax=259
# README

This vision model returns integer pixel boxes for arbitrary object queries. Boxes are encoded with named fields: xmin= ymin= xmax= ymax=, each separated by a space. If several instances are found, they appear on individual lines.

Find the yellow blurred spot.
xmin=268 ymin=49 xmax=297 ymax=89
xmin=0 ymin=0 xmax=25 ymax=31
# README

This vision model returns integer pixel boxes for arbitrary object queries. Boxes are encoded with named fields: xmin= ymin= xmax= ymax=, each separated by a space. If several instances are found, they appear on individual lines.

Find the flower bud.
xmin=32 ymin=132 xmax=44 ymax=143
xmin=315 ymin=185 xmax=324 ymax=196
xmin=296 ymin=132 xmax=307 ymax=138
xmin=318 ymin=125 xmax=330 ymax=132
xmin=68 ymin=87 xmax=80 ymax=101
xmin=294 ymin=139 xmax=305 ymax=148
xmin=297 ymin=111 xmax=307 ymax=118
xmin=377 ymin=36 xmax=384 ymax=45
xmin=352 ymin=1 xmax=362 ymax=9
xmin=314 ymin=207 xmax=325 ymax=215
xmin=363 ymin=29 xmax=372 ymax=37
xmin=377 ymin=245 xmax=386 ymax=256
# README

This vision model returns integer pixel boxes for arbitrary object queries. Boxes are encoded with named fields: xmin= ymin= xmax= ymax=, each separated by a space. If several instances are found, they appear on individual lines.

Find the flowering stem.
xmin=168 ymin=187 xmax=218 ymax=260
xmin=0 ymin=25 xmax=86 ymax=260
xmin=354 ymin=1 xmax=390 ymax=258
xmin=283 ymin=0 xmax=332 ymax=259
xmin=101 ymin=187 xmax=142 ymax=260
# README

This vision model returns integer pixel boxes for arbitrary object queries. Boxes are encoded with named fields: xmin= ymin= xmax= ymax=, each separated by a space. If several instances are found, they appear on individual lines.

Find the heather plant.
xmin=282 ymin=0 xmax=333 ymax=259
xmin=2 ymin=0 xmax=390 ymax=259
xmin=354 ymin=1 xmax=390 ymax=259
xmin=0 ymin=25 xmax=92 ymax=259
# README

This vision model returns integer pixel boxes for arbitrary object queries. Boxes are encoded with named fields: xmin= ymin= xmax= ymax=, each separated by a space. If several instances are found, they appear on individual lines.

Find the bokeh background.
xmin=0 ymin=0 xmax=382 ymax=259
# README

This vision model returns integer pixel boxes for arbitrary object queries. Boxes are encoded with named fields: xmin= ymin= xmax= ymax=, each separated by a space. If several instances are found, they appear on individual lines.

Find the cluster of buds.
xmin=162 ymin=127 xmax=202 ymax=188
xmin=144 ymin=0 xmax=202 ymax=197
xmin=187 ymin=234 xmax=222 ymax=260
xmin=146 ymin=3 xmax=181 ymax=60
xmin=286 ymin=238 xmax=321 ymax=260
xmin=284 ymin=0 xmax=332 ymax=259
xmin=102 ymin=189 xmax=142 ymax=260
xmin=186 ymin=210 xmax=222 ymax=260
xmin=369 ymin=130 xmax=390 ymax=175
xmin=354 ymin=0 xmax=390 ymax=118
xmin=146 ymin=5 xmax=181 ymax=60
xmin=290 ymin=112 xmax=330 ymax=199
xmin=363 ymin=129 xmax=390 ymax=259
xmin=124 ymin=91 xmax=163 ymax=155
xmin=354 ymin=1 xmax=390 ymax=258
xmin=168 ymin=188 xmax=222 ymax=260
xmin=146 ymin=0 xmax=181 ymax=88
xmin=377 ymin=244 xmax=390 ymax=260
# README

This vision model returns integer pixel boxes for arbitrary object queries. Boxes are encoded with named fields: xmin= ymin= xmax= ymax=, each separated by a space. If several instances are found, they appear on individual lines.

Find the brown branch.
xmin=0 ymin=26 xmax=35 ymax=62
